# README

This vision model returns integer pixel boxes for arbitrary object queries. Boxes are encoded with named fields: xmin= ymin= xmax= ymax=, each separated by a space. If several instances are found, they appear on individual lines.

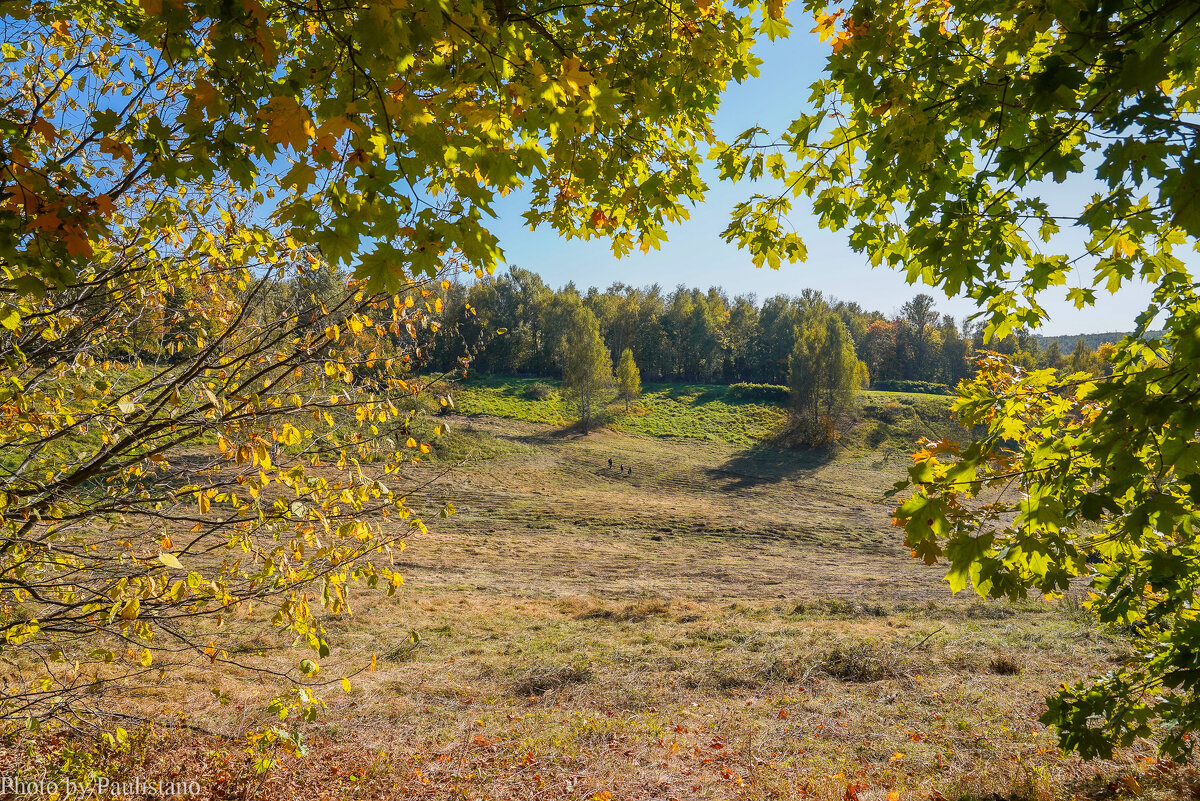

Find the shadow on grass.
xmin=708 ymin=439 xmax=834 ymax=489
xmin=648 ymin=383 xmax=726 ymax=405
xmin=509 ymin=416 xmax=612 ymax=445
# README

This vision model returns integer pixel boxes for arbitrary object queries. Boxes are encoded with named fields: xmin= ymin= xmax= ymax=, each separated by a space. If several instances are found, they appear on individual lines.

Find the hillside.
xmin=448 ymin=377 xmax=964 ymax=452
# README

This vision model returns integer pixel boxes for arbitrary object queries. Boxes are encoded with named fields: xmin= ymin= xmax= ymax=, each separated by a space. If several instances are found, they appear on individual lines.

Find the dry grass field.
xmin=4 ymin=414 xmax=1198 ymax=800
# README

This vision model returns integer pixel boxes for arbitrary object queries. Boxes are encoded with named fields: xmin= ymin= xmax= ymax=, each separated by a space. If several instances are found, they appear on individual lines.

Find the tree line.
xmin=429 ymin=267 xmax=1114 ymax=389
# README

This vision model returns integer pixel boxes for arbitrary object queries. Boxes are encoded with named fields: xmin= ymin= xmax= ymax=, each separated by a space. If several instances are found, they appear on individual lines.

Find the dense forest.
xmin=429 ymin=267 xmax=1114 ymax=389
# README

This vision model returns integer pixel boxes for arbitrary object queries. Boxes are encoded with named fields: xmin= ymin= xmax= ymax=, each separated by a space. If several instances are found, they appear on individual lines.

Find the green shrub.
xmin=524 ymin=381 xmax=554 ymax=400
xmin=870 ymin=379 xmax=953 ymax=395
xmin=726 ymin=382 xmax=789 ymax=404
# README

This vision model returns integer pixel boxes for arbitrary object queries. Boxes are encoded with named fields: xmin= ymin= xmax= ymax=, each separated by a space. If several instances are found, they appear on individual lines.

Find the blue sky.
xmin=483 ymin=29 xmax=1160 ymax=337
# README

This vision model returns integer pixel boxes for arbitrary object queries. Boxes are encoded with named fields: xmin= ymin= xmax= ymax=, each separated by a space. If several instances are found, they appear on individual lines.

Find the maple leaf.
xmin=29 ymin=210 xmax=61 ymax=231
xmin=257 ymin=96 xmax=315 ymax=151
xmin=99 ymin=137 xmax=134 ymax=162
xmin=91 ymin=194 xmax=116 ymax=215
xmin=187 ymin=79 xmax=218 ymax=114
xmin=560 ymin=57 xmax=594 ymax=93
xmin=311 ymin=116 xmax=352 ymax=157
xmin=62 ymin=224 xmax=94 ymax=257
xmin=811 ymin=11 xmax=841 ymax=41
xmin=31 ymin=117 xmax=57 ymax=144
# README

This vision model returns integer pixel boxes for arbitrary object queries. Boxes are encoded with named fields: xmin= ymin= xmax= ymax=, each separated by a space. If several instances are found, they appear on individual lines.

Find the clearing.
xmin=6 ymin=393 xmax=1195 ymax=801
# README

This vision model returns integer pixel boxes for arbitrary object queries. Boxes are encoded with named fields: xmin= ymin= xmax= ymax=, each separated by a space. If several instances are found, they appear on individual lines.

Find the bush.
xmin=524 ymin=381 xmax=554 ymax=400
xmin=726 ymin=382 xmax=789 ymax=403
xmin=871 ymin=379 xmax=953 ymax=395
xmin=876 ymin=400 xmax=907 ymax=423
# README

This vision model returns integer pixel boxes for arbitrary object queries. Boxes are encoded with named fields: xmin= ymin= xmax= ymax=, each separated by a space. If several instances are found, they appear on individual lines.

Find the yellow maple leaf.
xmin=257 ymin=96 xmax=316 ymax=151
xmin=560 ymin=57 xmax=594 ymax=93
xmin=812 ymin=11 xmax=841 ymax=41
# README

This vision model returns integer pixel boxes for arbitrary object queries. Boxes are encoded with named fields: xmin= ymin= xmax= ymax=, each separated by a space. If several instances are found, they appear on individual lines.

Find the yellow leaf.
xmin=257 ymin=96 xmax=316 ymax=151
xmin=564 ymin=56 xmax=597 ymax=94
xmin=405 ymin=437 xmax=417 ymax=448
xmin=159 ymin=552 xmax=184 ymax=570
xmin=139 ymin=648 xmax=153 ymax=667
xmin=341 ymin=677 xmax=351 ymax=693
xmin=560 ymin=57 xmax=594 ymax=93
xmin=279 ymin=423 xmax=302 ymax=446
xmin=119 ymin=598 xmax=140 ymax=620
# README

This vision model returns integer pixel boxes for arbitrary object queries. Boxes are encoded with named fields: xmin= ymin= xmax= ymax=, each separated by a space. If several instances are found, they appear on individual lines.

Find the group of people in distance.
xmin=607 ymin=457 xmax=632 ymax=476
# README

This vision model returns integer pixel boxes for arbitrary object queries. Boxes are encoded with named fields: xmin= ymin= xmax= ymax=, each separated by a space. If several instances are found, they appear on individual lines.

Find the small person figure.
xmin=619 ymin=464 xmax=624 ymax=474
xmin=627 ymin=465 xmax=632 ymax=475
xmin=608 ymin=458 xmax=613 ymax=469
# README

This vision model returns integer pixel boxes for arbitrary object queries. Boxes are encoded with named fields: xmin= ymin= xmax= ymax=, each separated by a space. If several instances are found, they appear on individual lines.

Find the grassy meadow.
xmin=6 ymin=380 xmax=1198 ymax=800
xmin=449 ymin=376 xmax=961 ymax=450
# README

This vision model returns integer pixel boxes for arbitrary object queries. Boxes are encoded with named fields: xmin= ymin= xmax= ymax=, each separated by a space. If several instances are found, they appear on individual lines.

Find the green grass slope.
xmin=450 ymin=376 xmax=962 ymax=450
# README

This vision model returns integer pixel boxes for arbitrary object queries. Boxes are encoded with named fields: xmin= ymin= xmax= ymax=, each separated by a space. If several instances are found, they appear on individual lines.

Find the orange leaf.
xmin=29 ymin=210 xmax=61 ymax=231
xmin=92 ymin=194 xmax=116 ymax=215
xmin=257 ymin=96 xmax=316 ymax=151
xmin=99 ymin=137 xmax=134 ymax=162
xmin=63 ymin=225 xmax=94 ymax=257
xmin=31 ymin=117 xmax=57 ymax=143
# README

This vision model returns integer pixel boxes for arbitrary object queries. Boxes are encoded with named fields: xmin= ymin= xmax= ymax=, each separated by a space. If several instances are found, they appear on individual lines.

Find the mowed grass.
xmin=15 ymin=415 xmax=1200 ymax=801
xmin=451 ymin=376 xmax=959 ymax=449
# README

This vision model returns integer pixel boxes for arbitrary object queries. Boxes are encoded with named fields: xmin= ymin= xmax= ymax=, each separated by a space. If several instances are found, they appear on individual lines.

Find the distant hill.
xmin=1032 ymin=330 xmax=1164 ymax=350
